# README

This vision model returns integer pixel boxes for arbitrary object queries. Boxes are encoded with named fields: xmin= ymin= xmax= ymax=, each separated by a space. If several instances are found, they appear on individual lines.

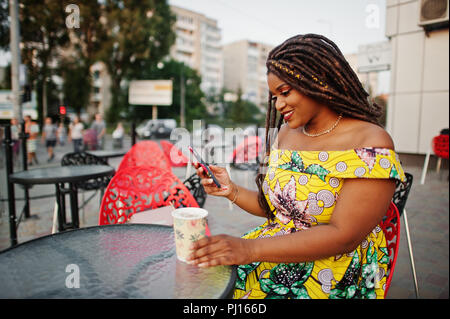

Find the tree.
xmin=226 ymin=87 xmax=264 ymax=126
xmin=0 ymin=0 xmax=70 ymax=124
xmin=60 ymin=1 xmax=108 ymax=116
xmin=0 ymin=0 xmax=8 ymax=48
xmin=98 ymin=0 xmax=176 ymax=124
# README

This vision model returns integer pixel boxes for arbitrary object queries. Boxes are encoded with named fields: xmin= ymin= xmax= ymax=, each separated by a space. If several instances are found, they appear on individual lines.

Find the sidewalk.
xmin=0 ymin=136 xmax=448 ymax=299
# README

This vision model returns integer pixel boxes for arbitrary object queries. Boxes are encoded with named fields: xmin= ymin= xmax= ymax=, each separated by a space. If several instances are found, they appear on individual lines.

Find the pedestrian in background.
xmin=42 ymin=117 xmax=58 ymax=162
xmin=68 ymin=115 xmax=84 ymax=152
xmin=91 ymin=113 xmax=106 ymax=150
xmin=57 ymin=122 xmax=67 ymax=146
xmin=112 ymin=122 xmax=124 ymax=149
xmin=24 ymin=115 xmax=39 ymax=165
xmin=10 ymin=117 xmax=20 ymax=163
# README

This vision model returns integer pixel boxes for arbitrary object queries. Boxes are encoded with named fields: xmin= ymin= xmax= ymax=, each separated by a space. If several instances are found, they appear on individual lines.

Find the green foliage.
xmin=98 ymin=0 xmax=176 ymax=124
xmin=0 ymin=0 xmax=176 ymax=125
xmin=60 ymin=60 xmax=91 ymax=115
xmin=223 ymin=87 xmax=264 ymax=127
xmin=0 ymin=0 xmax=8 ymax=48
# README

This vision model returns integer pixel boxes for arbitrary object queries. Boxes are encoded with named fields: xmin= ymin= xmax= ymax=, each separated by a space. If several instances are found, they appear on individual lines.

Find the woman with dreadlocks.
xmin=188 ymin=34 xmax=405 ymax=299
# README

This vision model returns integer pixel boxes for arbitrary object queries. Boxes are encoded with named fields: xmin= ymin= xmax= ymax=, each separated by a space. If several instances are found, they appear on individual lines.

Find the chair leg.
xmin=51 ymin=201 xmax=58 ymax=234
xmin=436 ymin=157 xmax=442 ymax=174
xmin=81 ymin=191 xmax=86 ymax=225
xmin=420 ymin=149 xmax=431 ymax=185
xmin=403 ymin=209 xmax=420 ymax=298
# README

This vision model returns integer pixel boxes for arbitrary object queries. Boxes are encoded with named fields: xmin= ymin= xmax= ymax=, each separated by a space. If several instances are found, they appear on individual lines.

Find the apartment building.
xmin=345 ymin=53 xmax=381 ymax=97
xmin=90 ymin=61 xmax=111 ymax=118
xmin=170 ymin=5 xmax=223 ymax=96
xmin=223 ymin=40 xmax=274 ymax=110
xmin=385 ymin=0 xmax=449 ymax=154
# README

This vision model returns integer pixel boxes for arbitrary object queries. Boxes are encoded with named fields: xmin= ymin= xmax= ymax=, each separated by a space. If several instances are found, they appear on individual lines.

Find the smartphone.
xmin=188 ymin=146 xmax=221 ymax=188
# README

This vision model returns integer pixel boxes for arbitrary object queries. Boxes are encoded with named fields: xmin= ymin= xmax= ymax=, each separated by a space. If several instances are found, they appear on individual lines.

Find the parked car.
xmin=136 ymin=119 xmax=177 ymax=139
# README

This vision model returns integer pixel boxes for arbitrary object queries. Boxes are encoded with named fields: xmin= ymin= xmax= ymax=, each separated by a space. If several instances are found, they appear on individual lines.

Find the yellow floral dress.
xmin=233 ymin=148 xmax=406 ymax=299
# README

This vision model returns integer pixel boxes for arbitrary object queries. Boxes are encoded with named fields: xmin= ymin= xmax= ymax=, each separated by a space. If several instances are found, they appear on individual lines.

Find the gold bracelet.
xmin=230 ymin=186 xmax=239 ymax=204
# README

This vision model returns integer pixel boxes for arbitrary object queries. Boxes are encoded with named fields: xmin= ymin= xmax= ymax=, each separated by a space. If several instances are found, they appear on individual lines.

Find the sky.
xmin=168 ymin=0 xmax=388 ymax=54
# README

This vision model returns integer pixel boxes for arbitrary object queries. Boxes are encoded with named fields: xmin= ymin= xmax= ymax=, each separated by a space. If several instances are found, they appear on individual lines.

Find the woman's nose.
xmin=275 ymin=98 xmax=286 ymax=111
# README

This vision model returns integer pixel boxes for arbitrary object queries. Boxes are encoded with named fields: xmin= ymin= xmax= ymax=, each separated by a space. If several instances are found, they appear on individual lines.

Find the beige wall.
xmin=386 ymin=0 xmax=449 ymax=154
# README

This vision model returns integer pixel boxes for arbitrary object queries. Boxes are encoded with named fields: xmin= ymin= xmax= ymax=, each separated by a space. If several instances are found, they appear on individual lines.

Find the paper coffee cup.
xmin=171 ymin=207 xmax=208 ymax=262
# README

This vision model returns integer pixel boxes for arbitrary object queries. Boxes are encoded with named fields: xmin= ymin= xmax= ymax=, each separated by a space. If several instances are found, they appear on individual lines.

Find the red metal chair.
xmin=98 ymin=165 xmax=210 ymax=235
xmin=420 ymin=133 xmax=449 ymax=184
xmin=380 ymin=201 xmax=401 ymax=298
xmin=160 ymin=140 xmax=189 ymax=167
xmin=117 ymin=140 xmax=172 ymax=172
xmin=230 ymin=136 xmax=262 ymax=171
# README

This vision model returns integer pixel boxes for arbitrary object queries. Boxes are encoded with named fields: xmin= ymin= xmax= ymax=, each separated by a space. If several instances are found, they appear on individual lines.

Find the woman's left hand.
xmin=186 ymin=235 xmax=254 ymax=268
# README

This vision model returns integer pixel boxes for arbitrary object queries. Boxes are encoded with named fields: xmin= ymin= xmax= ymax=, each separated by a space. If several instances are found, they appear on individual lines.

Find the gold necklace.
xmin=302 ymin=114 xmax=343 ymax=137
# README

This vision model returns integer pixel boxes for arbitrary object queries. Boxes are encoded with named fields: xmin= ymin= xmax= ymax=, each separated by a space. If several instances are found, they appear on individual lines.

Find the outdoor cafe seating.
xmin=0 ymin=127 xmax=412 ymax=298
xmin=99 ymin=140 xmax=210 ymax=234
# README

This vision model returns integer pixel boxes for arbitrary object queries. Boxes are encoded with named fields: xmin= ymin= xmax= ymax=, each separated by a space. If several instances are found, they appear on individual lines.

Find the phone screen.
xmin=188 ymin=146 xmax=221 ymax=188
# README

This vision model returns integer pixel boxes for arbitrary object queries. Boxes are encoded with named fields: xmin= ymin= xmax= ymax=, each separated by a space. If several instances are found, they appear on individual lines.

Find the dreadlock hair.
xmin=255 ymin=33 xmax=383 ymax=221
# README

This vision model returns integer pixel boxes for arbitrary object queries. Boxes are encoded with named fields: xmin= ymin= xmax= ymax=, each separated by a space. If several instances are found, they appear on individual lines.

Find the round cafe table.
xmin=85 ymin=150 xmax=127 ymax=164
xmin=9 ymin=165 xmax=115 ymax=231
xmin=0 ymin=224 xmax=237 ymax=299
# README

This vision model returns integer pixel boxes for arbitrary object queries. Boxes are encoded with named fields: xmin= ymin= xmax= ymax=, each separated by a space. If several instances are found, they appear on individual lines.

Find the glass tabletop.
xmin=0 ymin=224 xmax=236 ymax=299
xmin=9 ymin=165 xmax=115 ymax=185
xmin=86 ymin=150 xmax=127 ymax=158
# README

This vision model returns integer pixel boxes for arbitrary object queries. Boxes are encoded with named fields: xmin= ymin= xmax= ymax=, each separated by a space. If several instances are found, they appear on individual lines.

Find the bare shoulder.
xmin=341 ymin=119 xmax=395 ymax=150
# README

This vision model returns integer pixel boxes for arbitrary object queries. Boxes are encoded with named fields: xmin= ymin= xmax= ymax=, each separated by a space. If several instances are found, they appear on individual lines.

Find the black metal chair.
xmin=183 ymin=173 xmax=207 ymax=208
xmin=60 ymin=152 xmax=113 ymax=225
xmin=393 ymin=172 xmax=419 ymax=298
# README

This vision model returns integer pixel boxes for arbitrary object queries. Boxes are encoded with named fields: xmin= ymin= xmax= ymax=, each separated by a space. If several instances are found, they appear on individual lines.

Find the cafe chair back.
xmin=117 ymin=140 xmax=172 ymax=172
xmin=160 ymin=140 xmax=189 ymax=167
xmin=99 ymin=165 xmax=203 ymax=226
xmin=380 ymin=201 xmax=401 ymax=298
xmin=231 ymin=136 xmax=262 ymax=171
xmin=60 ymin=151 xmax=113 ymax=227
xmin=392 ymin=172 xmax=419 ymax=298
xmin=61 ymin=152 xmax=111 ymax=191
xmin=183 ymin=173 xmax=207 ymax=208
xmin=420 ymin=133 xmax=449 ymax=184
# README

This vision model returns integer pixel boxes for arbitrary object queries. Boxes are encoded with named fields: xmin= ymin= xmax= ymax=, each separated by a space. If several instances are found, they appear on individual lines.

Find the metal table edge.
xmin=8 ymin=165 xmax=115 ymax=185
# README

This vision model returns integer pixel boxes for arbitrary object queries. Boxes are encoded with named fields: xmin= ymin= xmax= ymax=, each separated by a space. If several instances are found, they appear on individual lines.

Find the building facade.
xmin=170 ymin=5 xmax=223 ymax=96
xmin=223 ymin=40 xmax=273 ymax=110
xmin=385 ymin=0 xmax=449 ymax=154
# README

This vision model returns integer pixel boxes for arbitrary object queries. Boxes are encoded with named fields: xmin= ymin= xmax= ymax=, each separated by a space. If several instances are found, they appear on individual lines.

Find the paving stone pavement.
xmin=0 ymin=136 xmax=448 ymax=299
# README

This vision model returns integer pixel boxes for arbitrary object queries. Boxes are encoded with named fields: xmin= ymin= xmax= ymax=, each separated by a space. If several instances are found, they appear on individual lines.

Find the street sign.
xmin=128 ymin=80 xmax=173 ymax=106
xmin=357 ymin=41 xmax=391 ymax=73
xmin=0 ymin=90 xmax=37 ymax=119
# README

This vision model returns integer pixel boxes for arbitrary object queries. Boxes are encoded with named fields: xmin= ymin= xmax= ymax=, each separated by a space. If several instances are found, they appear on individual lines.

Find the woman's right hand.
xmin=193 ymin=162 xmax=235 ymax=199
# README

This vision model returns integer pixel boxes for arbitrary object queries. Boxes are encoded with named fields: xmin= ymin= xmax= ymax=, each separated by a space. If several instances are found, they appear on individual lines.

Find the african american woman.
xmin=188 ymin=34 xmax=405 ymax=299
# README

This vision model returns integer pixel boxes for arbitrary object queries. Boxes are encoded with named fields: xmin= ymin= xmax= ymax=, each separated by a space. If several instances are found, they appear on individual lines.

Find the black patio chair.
xmin=183 ymin=173 xmax=207 ymax=208
xmin=60 ymin=152 xmax=113 ymax=224
xmin=393 ymin=172 xmax=419 ymax=298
